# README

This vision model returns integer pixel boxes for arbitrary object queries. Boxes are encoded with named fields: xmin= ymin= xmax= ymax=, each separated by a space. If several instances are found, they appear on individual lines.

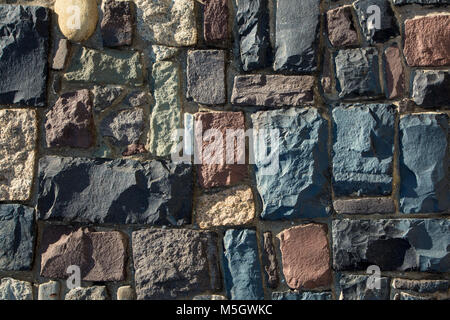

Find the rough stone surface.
xmin=272 ymin=291 xmax=332 ymax=300
xmin=278 ymin=224 xmax=332 ymax=290
xmin=55 ymin=0 xmax=98 ymax=42
xmin=384 ymin=45 xmax=405 ymax=99
xmin=149 ymin=61 xmax=181 ymax=157
xmin=252 ymin=108 xmax=329 ymax=220
xmin=193 ymin=295 xmax=227 ymax=300
xmin=399 ymin=113 xmax=449 ymax=213
xmin=0 ymin=278 xmax=33 ymax=300
xmin=262 ymin=232 xmax=279 ymax=288
xmin=204 ymin=0 xmax=228 ymax=42
xmin=38 ymin=281 xmax=60 ymax=300
xmin=394 ymin=0 xmax=449 ymax=3
xmin=38 ymin=156 xmax=193 ymax=225
xmin=332 ymin=104 xmax=395 ymax=196
xmin=40 ymin=226 xmax=127 ymax=281
xmin=122 ymin=143 xmax=147 ymax=156
xmin=134 ymin=0 xmax=197 ymax=46
xmin=0 ymin=109 xmax=37 ymax=201
xmin=236 ymin=0 xmax=270 ymax=71
xmin=403 ymin=15 xmax=450 ymax=67
xmin=393 ymin=292 xmax=431 ymax=300
xmin=335 ymin=48 xmax=382 ymax=98
xmin=117 ymin=286 xmax=135 ymax=300
xmin=123 ymin=90 xmax=150 ymax=107
xmin=52 ymin=39 xmax=70 ymax=70
xmin=187 ymin=50 xmax=226 ymax=105
xmin=196 ymin=185 xmax=254 ymax=229
xmin=326 ymin=6 xmax=359 ymax=47
xmin=64 ymin=47 xmax=143 ymax=86
xmin=411 ymin=70 xmax=450 ymax=107
xmin=392 ymin=279 xmax=449 ymax=294
xmin=65 ymin=286 xmax=108 ymax=300
xmin=45 ymin=90 xmax=94 ymax=149
xmin=0 ymin=5 xmax=49 ymax=107
xmin=223 ymin=229 xmax=264 ymax=300
xmin=274 ymin=0 xmax=320 ymax=72
xmin=354 ymin=0 xmax=399 ymax=44
xmin=92 ymin=85 xmax=124 ymax=112
xmin=231 ymin=75 xmax=315 ymax=107
xmin=149 ymin=45 xmax=180 ymax=62
xmin=0 ymin=204 xmax=34 ymax=271
xmin=101 ymin=0 xmax=134 ymax=47
xmin=333 ymin=198 xmax=395 ymax=214
xmin=100 ymin=108 xmax=144 ymax=146
xmin=132 ymin=228 xmax=220 ymax=300
xmin=337 ymin=274 xmax=390 ymax=300
xmin=332 ymin=219 xmax=450 ymax=272
xmin=195 ymin=112 xmax=247 ymax=189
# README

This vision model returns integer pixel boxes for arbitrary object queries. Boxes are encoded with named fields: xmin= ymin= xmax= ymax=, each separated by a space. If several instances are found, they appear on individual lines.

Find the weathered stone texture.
xmin=132 ymin=228 xmax=219 ymax=300
xmin=278 ymin=224 xmax=332 ymax=290
xmin=223 ymin=229 xmax=264 ymax=300
xmin=332 ymin=104 xmax=395 ymax=196
xmin=0 ymin=278 xmax=33 ymax=300
xmin=101 ymin=0 xmax=134 ymax=47
xmin=196 ymin=185 xmax=254 ymax=229
xmin=326 ymin=6 xmax=359 ymax=47
xmin=336 ymin=274 xmax=390 ymax=300
xmin=38 ymin=281 xmax=60 ymax=300
xmin=399 ymin=113 xmax=449 ymax=213
xmin=262 ymin=232 xmax=279 ymax=288
xmin=65 ymin=286 xmax=109 ymax=300
xmin=0 ymin=5 xmax=49 ymax=107
xmin=392 ymin=279 xmax=449 ymax=294
xmin=55 ymin=0 xmax=98 ymax=42
xmin=92 ymin=85 xmax=124 ymax=112
xmin=204 ymin=0 xmax=228 ymax=42
xmin=384 ymin=45 xmax=405 ymax=99
xmin=252 ymin=108 xmax=329 ymax=220
xmin=231 ymin=75 xmax=315 ymax=107
xmin=52 ymin=39 xmax=70 ymax=71
xmin=333 ymin=198 xmax=395 ymax=214
xmin=100 ymin=108 xmax=144 ymax=146
xmin=411 ymin=70 xmax=450 ymax=107
xmin=0 ymin=109 xmax=37 ymax=201
xmin=38 ymin=156 xmax=193 ymax=225
xmin=272 ymin=291 xmax=332 ymax=300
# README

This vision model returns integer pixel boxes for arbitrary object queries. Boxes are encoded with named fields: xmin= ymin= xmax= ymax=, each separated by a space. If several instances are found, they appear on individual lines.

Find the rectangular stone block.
xmin=333 ymin=198 xmax=395 ymax=214
xmin=383 ymin=45 xmax=405 ymax=99
xmin=204 ymin=0 xmax=228 ymax=43
xmin=231 ymin=74 xmax=315 ymax=107
xmin=336 ymin=274 xmax=390 ymax=300
xmin=101 ymin=0 xmax=134 ymax=47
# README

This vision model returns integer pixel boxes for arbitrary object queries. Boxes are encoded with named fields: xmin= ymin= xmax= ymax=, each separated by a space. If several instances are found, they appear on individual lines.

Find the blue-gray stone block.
xmin=223 ymin=229 xmax=264 ymax=300
xmin=251 ymin=108 xmax=330 ymax=220
xmin=0 ymin=204 xmax=35 ymax=271
xmin=336 ymin=274 xmax=390 ymax=300
xmin=399 ymin=113 xmax=449 ymax=213
xmin=272 ymin=291 xmax=332 ymax=300
xmin=332 ymin=104 xmax=395 ymax=196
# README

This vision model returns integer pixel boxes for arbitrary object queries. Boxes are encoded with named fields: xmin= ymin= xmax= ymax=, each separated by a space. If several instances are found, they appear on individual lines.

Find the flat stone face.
xmin=335 ymin=48 xmax=382 ymax=98
xmin=0 ymin=109 xmax=37 ymax=201
xmin=37 ymin=156 xmax=193 ymax=226
xmin=92 ymin=85 xmax=124 ymax=112
xmin=195 ymin=112 xmax=247 ymax=189
xmin=0 ymin=278 xmax=33 ymax=300
xmin=274 ymin=0 xmax=320 ymax=72
xmin=0 ymin=5 xmax=49 ymax=107
xmin=278 ymin=224 xmax=332 ymax=290
xmin=231 ymin=75 xmax=315 ymax=107
xmin=236 ymin=0 xmax=270 ymax=71
xmin=272 ymin=291 xmax=332 ymax=300
xmin=38 ymin=281 xmax=60 ymax=300
xmin=117 ymin=286 xmax=135 ymax=300
xmin=64 ymin=47 xmax=143 ymax=85
xmin=45 ymin=90 xmax=94 ymax=149
xmin=132 ymin=228 xmax=219 ymax=300
xmin=0 ymin=205 xmax=34 ymax=271
xmin=65 ymin=286 xmax=109 ymax=300
xmin=332 ymin=219 xmax=450 ymax=272
xmin=404 ymin=15 xmax=450 ymax=67
xmin=196 ymin=185 xmax=255 ymax=229
xmin=52 ymin=39 xmax=70 ymax=71
xmin=392 ymin=279 xmax=449 ymax=294
xmin=336 ymin=274 xmax=390 ymax=300
xmin=333 ymin=198 xmax=395 ymax=214
xmin=399 ymin=114 xmax=449 ymax=213
xmin=186 ymin=50 xmax=226 ymax=105
xmin=411 ymin=70 xmax=450 ymax=107
xmin=326 ymin=6 xmax=359 ymax=47
xmin=354 ymin=0 xmax=399 ymax=44
xmin=223 ymin=229 xmax=264 ymax=300
xmin=332 ymin=104 xmax=395 ymax=196
xmin=100 ymin=108 xmax=144 ymax=146
xmin=149 ymin=61 xmax=181 ymax=157
xmin=101 ymin=0 xmax=134 ymax=47
xmin=262 ymin=232 xmax=279 ymax=288
xmin=384 ymin=45 xmax=405 ymax=99
xmin=204 ymin=0 xmax=228 ymax=42
xmin=252 ymin=108 xmax=329 ymax=220
xmin=135 ymin=0 xmax=196 ymax=46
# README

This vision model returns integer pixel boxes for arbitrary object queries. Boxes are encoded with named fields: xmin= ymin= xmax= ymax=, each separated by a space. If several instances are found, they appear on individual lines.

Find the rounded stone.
xmin=55 ymin=0 xmax=99 ymax=42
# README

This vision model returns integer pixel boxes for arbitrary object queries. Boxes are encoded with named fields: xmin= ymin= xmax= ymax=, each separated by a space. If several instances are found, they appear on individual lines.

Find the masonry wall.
xmin=0 ymin=0 xmax=449 ymax=300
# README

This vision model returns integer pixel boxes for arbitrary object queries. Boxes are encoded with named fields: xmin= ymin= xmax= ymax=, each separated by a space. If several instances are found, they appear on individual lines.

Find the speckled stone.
xmin=0 ymin=278 xmax=33 ymax=300
xmin=65 ymin=286 xmax=109 ymax=300
xmin=327 ymin=6 xmax=359 ymax=47
xmin=204 ymin=0 xmax=228 ymax=43
xmin=272 ymin=291 xmax=332 ymax=300
xmin=101 ymin=0 xmax=134 ymax=47
xmin=336 ymin=274 xmax=390 ymax=300
xmin=333 ymin=198 xmax=395 ymax=214
xmin=384 ymin=45 xmax=405 ymax=99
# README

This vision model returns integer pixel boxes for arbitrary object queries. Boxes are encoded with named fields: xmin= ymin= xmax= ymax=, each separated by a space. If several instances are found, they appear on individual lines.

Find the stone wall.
xmin=0 ymin=0 xmax=449 ymax=300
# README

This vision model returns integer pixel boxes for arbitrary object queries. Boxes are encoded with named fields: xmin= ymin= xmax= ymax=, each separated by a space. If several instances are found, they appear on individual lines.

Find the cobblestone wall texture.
xmin=0 ymin=0 xmax=449 ymax=300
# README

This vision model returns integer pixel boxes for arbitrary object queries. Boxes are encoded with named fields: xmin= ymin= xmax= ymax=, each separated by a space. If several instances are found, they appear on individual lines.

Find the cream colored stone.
xmin=55 ymin=0 xmax=99 ymax=42
xmin=135 ymin=0 xmax=197 ymax=46
xmin=0 ymin=109 xmax=37 ymax=201
xmin=196 ymin=185 xmax=255 ymax=229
